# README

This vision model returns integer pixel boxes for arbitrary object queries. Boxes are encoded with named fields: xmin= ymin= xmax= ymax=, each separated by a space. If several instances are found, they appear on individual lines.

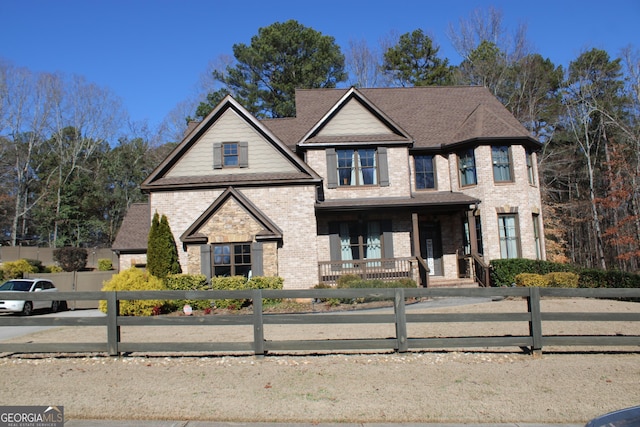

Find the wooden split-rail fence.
xmin=0 ymin=287 xmax=638 ymax=357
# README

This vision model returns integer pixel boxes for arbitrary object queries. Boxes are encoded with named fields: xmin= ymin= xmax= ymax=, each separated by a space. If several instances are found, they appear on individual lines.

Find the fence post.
xmin=394 ymin=288 xmax=408 ymax=353
xmin=252 ymin=290 xmax=265 ymax=357
xmin=528 ymin=287 xmax=543 ymax=356
xmin=106 ymin=292 xmax=120 ymax=356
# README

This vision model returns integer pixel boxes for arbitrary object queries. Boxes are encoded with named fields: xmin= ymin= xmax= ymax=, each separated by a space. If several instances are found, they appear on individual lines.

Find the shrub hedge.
xmin=315 ymin=276 xmax=417 ymax=304
xmin=491 ymin=258 xmax=640 ymax=288
xmin=208 ymin=275 xmax=285 ymax=310
xmin=164 ymin=273 xmax=210 ymax=310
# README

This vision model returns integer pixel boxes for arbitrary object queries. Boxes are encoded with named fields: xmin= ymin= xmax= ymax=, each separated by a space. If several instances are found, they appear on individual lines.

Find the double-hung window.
xmin=492 ymin=145 xmax=513 ymax=182
xmin=498 ymin=214 xmax=520 ymax=259
xmin=338 ymin=221 xmax=383 ymax=263
xmin=327 ymin=147 xmax=389 ymax=188
xmin=223 ymin=143 xmax=239 ymax=167
xmin=337 ymin=149 xmax=377 ymax=186
xmin=526 ymin=149 xmax=535 ymax=185
xmin=213 ymin=243 xmax=252 ymax=277
xmin=414 ymin=155 xmax=436 ymax=190
xmin=533 ymin=213 xmax=542 ymax=260
xmin=213 ymin=141 xmax=248 ymax=169
xmin=458 ymin=148 xmax=477 ymax=186
xmin=330 ymin=221 xmax=393 ymax=268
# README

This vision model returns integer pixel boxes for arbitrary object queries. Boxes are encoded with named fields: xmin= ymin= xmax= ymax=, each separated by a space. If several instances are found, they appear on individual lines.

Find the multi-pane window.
xmin=414 ymin=155 xmax=436 ymax=190
xmin=526 ymin=149 xmax=535 ymax=185
xmin=498 ymin=214 xmax=520 ymax=259
xmin=339 ymin=221 xmax=382 ymax=262
xmin=533 ymin=213 xmax=542 ymax=260
xmin=458 ymin=148 xmax=477 ymax=186
xmin=492 ymin=145 xmax=512 ymax=182
xmin=337 ymin=149 xmax=377 ymax=186
xmin=223 ymin=143 xmax=239 ymax=167
xmin=213 ymin=243 xmax=252 ymax=277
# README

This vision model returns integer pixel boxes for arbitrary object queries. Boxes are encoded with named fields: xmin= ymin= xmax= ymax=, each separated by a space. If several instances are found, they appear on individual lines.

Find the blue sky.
xmin=2 ymin=0 xmax=639 ymax=131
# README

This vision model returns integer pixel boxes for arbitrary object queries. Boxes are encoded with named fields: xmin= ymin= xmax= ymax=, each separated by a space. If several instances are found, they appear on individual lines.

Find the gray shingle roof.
xmin=263 ymin=86 xmax=536 ymax=150
xmin=112 ymin=203 xmax=149 ymax=252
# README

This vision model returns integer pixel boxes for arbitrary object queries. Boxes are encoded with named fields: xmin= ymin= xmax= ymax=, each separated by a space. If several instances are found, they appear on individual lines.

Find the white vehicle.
xmin=0 ymin=279 xmax=60 ymax=316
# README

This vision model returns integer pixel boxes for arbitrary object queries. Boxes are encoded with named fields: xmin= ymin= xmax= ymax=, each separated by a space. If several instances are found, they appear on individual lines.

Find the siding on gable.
xmin=317 ymin=99 xmax=395 ymax=137
xmin=166 ymin=109 xmax=297 ymax=178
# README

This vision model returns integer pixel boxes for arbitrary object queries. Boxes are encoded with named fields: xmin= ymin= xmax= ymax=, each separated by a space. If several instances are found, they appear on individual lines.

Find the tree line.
xmin=1 ymin=7 xmax=638 ymax=273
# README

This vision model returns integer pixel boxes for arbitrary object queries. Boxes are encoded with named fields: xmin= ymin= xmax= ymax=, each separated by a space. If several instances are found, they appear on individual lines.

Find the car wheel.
xmin=51 ymin=300 xmax=59 ymax=313
xmin=21 ymin=301 xmax=33 ymax=316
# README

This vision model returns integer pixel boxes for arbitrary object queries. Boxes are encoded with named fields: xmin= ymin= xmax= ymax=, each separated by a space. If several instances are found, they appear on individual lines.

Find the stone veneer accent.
xmin=151 ymin=184 xmax=318 ymax=289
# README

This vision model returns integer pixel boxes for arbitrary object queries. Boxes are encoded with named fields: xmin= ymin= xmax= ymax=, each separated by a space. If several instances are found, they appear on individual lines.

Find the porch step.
xmin=426 ymin=278 xmax=479 ymax=288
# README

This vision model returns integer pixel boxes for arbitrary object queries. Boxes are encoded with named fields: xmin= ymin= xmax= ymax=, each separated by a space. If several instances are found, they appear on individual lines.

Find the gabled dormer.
xmin=295 ymin=88 xmax=413 ymax=195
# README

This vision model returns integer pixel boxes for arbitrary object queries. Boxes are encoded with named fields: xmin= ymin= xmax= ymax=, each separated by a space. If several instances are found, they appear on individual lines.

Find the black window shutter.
xmin=382 ymin=220 xmax=394 ymax=267
xmin=251 ymin=242 xmax=263 ymax=276
xmin=239 ymin=141 xmax=249 ymax=168
xmin=213 ymin=143 xmax=222 ymax=169
xmin=328 ymin=222 xmax=342 ymax=271
xmin=326 ymin=148 xmax=338 ymax=189
xmin=378 ymin=147 xmax=389 ymax=187
xmin=200 ymin=245 xmax=212 ymax=282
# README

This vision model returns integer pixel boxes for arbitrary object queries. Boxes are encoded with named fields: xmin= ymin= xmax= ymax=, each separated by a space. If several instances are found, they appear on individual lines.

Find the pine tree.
xmin=146 ymin=212 xmax=162 ymax=277
xmin=160 ymin=214 xmax=182 ymax=277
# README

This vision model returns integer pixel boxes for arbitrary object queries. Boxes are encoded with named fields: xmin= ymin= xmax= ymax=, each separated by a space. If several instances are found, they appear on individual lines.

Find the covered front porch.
xmin=315 ymin=192 xmax=486 ymax=287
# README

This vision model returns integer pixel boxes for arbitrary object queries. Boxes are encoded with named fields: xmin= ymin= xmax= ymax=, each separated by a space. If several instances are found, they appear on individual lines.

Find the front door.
xmin=420 ymin=222 xmax=443 ymax=276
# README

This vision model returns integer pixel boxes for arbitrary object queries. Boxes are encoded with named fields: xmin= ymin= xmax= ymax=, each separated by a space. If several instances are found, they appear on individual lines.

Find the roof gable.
xmin=181 ymin=187 xmax=282 ymax=244
xmin=142 ymin=96 xmax=320 ymax=190
xmin=298 ymin=88 xmax=412 ymax=146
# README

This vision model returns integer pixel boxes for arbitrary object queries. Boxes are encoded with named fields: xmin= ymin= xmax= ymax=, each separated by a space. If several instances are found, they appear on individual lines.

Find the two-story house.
xmin=113 ymin=86 xmax=545 ymax=288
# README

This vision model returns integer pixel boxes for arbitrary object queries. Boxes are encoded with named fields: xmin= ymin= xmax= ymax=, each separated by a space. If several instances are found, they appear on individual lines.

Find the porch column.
xmin=411 ymin=213 xmax=420 ymax=257
xmin=467 ymin=209 xmax=478 ymax=256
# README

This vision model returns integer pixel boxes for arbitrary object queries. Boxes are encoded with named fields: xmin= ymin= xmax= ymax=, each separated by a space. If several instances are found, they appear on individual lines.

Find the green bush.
xmin=515 ymin=273 xmax=549 ymax=287
xmin=546 ymin=272 xmax=579 ymax=288
xmin=1 ymin=259 xmax=38 ymax=279
xmin=336 ymin=274 xmax=360 ymax=287
xmin=312 ymin=283 xmax=341 ymax=306
xmin=209 ymin=276 xmax=250 ymax=310
xmin=99 ymin=267 xmax=167 ymax=316
xmin=53 ymin=247 xmax=88 ymax=272
xmin=164 ymin=274 xmax=210 ymax=310
xmin=249 ymin=276 xmax=284 ymax=306
xmin=24 ymin=259 xmax=44 ymax=273
xmin=97 ymin=259 xmax=113 ymax=271
xmin=490 ymin=258 xmax=576 ymax=287
xmin=43 ymin=265 xmax=63 ymax=273
xmin=578 ymin=269 xmax=640 ymax=288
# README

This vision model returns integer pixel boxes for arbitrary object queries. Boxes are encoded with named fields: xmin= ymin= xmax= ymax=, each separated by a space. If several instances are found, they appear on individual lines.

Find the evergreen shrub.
xmin=164 ymin=274 xmax=210 ymax=310
xmin=546 ymin=272 xmax=579 ymax=288
xmin=209 ymin=276 xmax=250 ymax=309
xmin=97 ymin=259 xmax=113 ymax=271
xmin=515 ymin=273 xmax=549 ymax=287
xmin=490 ymin=258 xmax=576 ymax=287
xmin=53 ymin=247 xmax=88 ymax=272
xmin=99 ymin=267 xmax=167 ymax=316
xmin=1 ymin=259 xmax=38 ymax=279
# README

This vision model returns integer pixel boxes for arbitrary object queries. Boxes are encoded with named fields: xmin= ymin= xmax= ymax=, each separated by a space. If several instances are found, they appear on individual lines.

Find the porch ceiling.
xmin=315 ymin=192 xmax=480 ymax=211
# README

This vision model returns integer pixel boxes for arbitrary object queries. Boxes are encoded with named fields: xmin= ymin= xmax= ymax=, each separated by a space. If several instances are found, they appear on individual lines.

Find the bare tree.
xmin=447 ymin=6 xmax=529 ymax=63
xmin=0 ymin=62 xmax=55 ymax=245
xmin=345 ymin=38 xmax=383 ymax=88
xmin=46 ymin=74 xmax=124 ymax=245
